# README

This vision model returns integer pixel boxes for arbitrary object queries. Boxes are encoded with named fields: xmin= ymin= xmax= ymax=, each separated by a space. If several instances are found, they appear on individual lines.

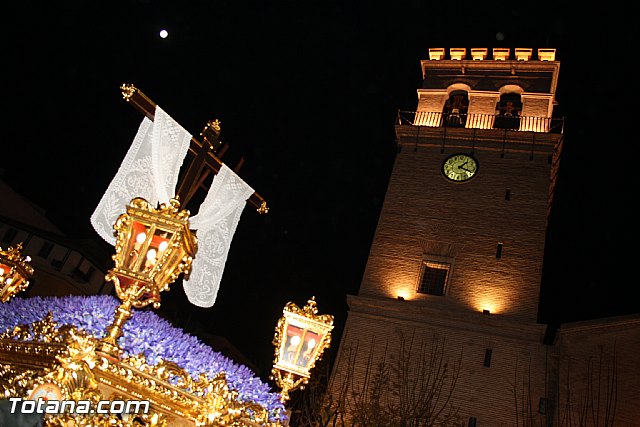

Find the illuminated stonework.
xmin=427 ymin=47 xmax=555 ymax=61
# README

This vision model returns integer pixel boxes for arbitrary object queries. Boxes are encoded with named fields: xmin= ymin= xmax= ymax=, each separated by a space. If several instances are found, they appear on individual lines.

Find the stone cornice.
xmin=346 ymin=294 xmax=547 ymax=343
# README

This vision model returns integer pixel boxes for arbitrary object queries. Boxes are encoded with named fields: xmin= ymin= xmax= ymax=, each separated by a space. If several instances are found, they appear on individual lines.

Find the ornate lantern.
xmin=100 ymin=197 xmax=197 ymax=356
xmin=0 ymin=243 xmax=34 ymax=303
xmin=271 ymin=297 xmax=334 ymax=402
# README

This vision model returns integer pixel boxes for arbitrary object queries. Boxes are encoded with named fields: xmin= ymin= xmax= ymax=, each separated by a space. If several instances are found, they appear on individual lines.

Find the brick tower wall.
xmin=358 ymin=144 xmax=552 ymax=322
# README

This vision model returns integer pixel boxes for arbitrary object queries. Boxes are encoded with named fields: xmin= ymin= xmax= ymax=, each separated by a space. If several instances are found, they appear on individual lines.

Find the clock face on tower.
xmin=442 ymin=153 xmax=478 ymax=182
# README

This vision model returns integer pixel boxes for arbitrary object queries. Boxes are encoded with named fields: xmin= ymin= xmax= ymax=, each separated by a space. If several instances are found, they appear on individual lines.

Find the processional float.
xmin=0 ymin=85 xmax=333 ymax=426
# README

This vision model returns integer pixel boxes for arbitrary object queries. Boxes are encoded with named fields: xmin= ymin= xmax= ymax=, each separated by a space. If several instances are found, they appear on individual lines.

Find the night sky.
xmin=4 ymin=2 xmax=637 ymax=377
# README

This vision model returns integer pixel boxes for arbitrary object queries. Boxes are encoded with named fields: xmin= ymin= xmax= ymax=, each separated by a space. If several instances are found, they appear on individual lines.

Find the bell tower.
xmin=329 ymin=48 xmax=564 ymax=425
xmin=366 ymin=46 xmax=562 ymax=321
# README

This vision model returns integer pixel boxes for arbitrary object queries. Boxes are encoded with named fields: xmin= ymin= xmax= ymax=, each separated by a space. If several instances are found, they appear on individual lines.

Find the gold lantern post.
xmin=99 ymin=197 xmax=197 ymax=356
xmin=0 ymin=242 xmax=34 ymax=303
xmin=271 ymin=297 xmax=334 ymax=403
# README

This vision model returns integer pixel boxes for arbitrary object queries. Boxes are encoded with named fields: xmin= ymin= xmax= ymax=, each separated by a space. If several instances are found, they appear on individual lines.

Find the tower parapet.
xmin=428 ymin=47 xmax=556 ymax=61
xmin=408 ymin=47 xmax=561 ymax=134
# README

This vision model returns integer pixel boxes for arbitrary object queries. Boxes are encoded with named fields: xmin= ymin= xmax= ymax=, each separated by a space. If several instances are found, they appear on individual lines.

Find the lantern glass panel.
xmin=151 ymin=229 xmax=173 ymax=262
xmin=161 ymin=234 xmax=184 ymax=285
xmin=141 ymin=229 xmax=172 ymax=274
xmin=282 ymin=324 xmax=303 ymax=365
xmin=296 ymin=330 xmax=321 ymax=369
xmin=124 ymin=221 xmax=150 ymax=271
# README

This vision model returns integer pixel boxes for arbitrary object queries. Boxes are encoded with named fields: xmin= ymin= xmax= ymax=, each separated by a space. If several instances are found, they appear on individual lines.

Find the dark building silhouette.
xmin=0 ymin=177 xmax=113 ymax=297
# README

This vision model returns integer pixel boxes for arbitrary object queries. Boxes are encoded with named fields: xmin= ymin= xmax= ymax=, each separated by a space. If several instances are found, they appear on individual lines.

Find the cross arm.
xmin=120 ymin=84 xmax=268 ymax=214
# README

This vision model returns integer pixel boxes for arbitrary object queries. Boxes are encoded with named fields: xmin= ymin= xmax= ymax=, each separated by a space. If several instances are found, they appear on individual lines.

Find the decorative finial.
xmin=304 ymin=297 xmax=319 ymax=315
xmin=210 ymin=119 xmax=222 ymax=134
xmin=120 ymin=83 xmax=137 ymax=101
xmin=257 ymin=201 xmax=269 ymax=215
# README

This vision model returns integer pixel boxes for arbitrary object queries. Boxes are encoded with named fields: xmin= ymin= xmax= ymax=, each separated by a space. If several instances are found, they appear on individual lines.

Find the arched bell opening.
xmin=443 ymin=90 xmax=469 ymax=127
xmin=495 ymin=92 xmax=522 ymax=130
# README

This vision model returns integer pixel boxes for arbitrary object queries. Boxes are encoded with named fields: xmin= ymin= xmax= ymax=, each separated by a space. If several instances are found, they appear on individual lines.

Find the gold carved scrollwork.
xmin=1 ymin=314 xmax=284 ymax=426
xmin=0 ymin=242 xmax=34 ymax=303
xmin=271 ymin=297 xmax=334 ymax=403
xmin=3 ymin=313 xmax=60 ymax=343
xmin=121 ymin=83 xmax=137 ymax=101
xmin=283 ymin=298 xmax=334 ymax=325
xmin=107 ymin=197 xmax=196 ymax=308
xmin=257 ymin=201 xmax=269 ymax=215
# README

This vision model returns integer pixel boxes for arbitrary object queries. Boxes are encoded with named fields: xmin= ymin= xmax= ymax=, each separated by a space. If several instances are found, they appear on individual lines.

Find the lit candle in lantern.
xmin=297 ymin=337 xmax=317 ymax=367
xmin=128 ymin=232 xmax=148 ymax=268
xmin=157 ymin=240 xmax=169 ymax=259
xmin=284 ymin=334 xmax=300 ymax=363
xmin=145 ymin=248 xmax=158 ymax=271
xmin=307 ymin=338 xmax=316 ymax=351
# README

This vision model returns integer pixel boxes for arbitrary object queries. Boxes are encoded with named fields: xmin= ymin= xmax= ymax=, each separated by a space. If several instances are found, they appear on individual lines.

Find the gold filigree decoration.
xmin=45 ymin=411 xmax=166 ymax=427
xmin=257 ymin=201 xmax=269 ymax=215
xmin=2 ymin=314 xmax=285 ymax=426
xmin=0 ymin=365 xmax=47 ymax=398
xmin=209 ymin=119 xmax=222 ymax=134
xmin=1 ymin=242 xmax=34 ymax=302
xmin=271 ymin=297 xmax=334 ymax=402
xmin=107 ymin=197 xmax=196 ymax=310
xmin=0 ymin=313 xmax=68 ymax=344
xmin=121 ymin=83 xmax=137 ymax=101
xmin=100 ymin=196 xmax=197 ymax=356
xmin=282 ymin=298 xmax=334 ymax=325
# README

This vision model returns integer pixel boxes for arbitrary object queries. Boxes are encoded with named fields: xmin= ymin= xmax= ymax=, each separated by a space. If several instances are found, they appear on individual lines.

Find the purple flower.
xmin=0 ymin=295 xmax=285 ymax=421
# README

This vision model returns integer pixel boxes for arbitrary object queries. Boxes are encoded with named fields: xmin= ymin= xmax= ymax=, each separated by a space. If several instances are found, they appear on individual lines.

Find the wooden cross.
xmin=120 ymin=84 xmax=268 ymax=214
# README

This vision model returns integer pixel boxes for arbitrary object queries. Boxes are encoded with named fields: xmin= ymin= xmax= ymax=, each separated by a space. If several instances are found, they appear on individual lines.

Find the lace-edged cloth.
xmin=185 ymin=164 xmax=254 ymax=308
xmin=90 ymin=106 xmax=191 ymax=245
xmin=90 ymin=107 xmax=253 ymax=308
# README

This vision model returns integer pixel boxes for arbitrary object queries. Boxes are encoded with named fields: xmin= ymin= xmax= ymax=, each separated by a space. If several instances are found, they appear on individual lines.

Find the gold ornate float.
xmin=0 ymin=300 xmax=287 ymax=426
xmin=0 ymin=196 xmax=287 ymax=426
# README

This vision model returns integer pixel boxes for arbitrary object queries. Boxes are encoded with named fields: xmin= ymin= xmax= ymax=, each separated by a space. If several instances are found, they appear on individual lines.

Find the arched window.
xmin=443 ymin=90 xmax=469 ymax=127
xmin=495 ymin=92 xmax=522 ymax=130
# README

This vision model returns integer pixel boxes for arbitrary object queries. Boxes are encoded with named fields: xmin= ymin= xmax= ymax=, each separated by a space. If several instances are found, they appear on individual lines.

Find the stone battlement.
xmin=427 ymin=47 xmax=556 ymax=61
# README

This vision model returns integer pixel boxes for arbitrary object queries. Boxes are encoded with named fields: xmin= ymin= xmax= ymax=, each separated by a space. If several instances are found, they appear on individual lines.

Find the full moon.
xmin=159 ymin=29 xmax=168 ymax=39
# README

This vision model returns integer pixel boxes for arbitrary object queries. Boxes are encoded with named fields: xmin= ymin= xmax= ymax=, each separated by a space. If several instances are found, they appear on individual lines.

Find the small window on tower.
xmin=38 ymin=242 xmax=54 ymax=259
xmin=539 ymin=397 xmax=549 ymax=414
xmin=417 ymin=260 xmax=450 ymax=296
xmin=1 ymin=228 xmax=17 ymax=245
xmin=483 ymin=348 xmax=493 ymax=367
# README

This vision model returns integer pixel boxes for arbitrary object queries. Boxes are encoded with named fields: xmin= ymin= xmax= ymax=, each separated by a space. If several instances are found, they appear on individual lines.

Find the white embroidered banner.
xmin=90 ymin=106 xmax=192 ymax=245
xmin=184 ymin=164 xmax=254 ymax=307
xmin=91 ymin=106 xmax=253 ymax=308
